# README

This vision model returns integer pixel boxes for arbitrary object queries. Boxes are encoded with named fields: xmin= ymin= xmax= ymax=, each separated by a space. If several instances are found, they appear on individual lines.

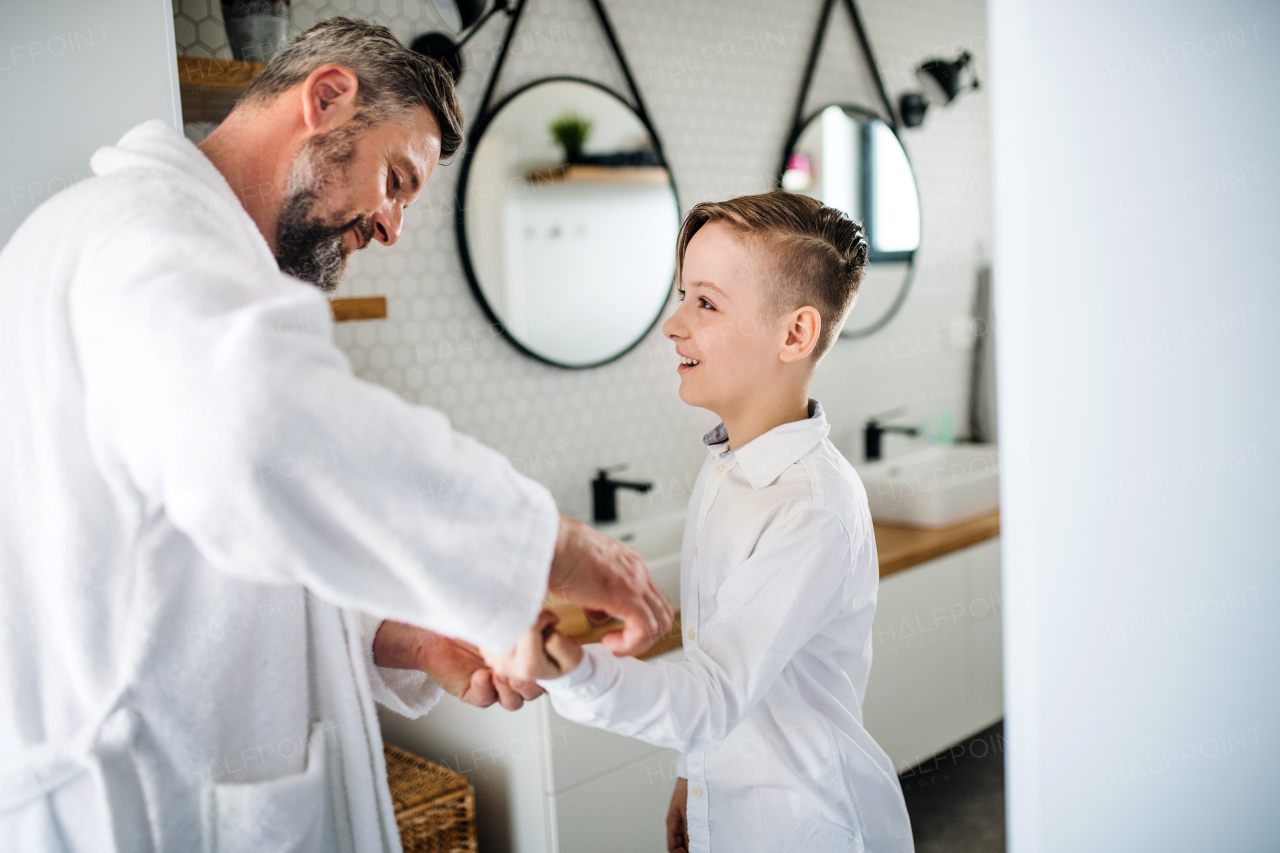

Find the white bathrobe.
xmin=0 ymin=121 xmax=559 ymax=852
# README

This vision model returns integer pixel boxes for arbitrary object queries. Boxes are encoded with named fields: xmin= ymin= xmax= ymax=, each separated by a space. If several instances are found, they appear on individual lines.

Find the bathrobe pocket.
xmin=203 ymin=721 xmax=341 ymax=853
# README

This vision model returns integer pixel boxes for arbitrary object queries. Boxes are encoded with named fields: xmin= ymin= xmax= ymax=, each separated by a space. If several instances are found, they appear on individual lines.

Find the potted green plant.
xmin=549 ymin=111 xmax=593 ymax=164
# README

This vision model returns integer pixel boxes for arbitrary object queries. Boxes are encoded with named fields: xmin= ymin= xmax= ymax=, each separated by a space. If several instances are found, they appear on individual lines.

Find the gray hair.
xmin=242 ymin=17 xmax=463 ymax=159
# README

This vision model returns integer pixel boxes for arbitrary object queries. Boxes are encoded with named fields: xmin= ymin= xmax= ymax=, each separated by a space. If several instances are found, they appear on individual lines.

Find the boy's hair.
xmin=242 ymin=17 xmax=463 ymax=159
xmin=675 ymin=190 xmax=868 ymax=363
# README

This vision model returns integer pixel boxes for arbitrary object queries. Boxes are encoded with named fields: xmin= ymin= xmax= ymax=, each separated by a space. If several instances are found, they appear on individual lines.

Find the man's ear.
xmin=779 ymin=306 xmax=821 ymax=364
xmin=300 ymin=64 xmax=360 ymax=132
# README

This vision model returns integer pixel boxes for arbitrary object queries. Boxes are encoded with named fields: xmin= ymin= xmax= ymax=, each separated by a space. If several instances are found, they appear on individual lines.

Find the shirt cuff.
xmin=675 ymin=753 xmax=687 ymax=777
xmin=358 ymin=612 xmax=444 ymax=718
xmin=536 ymin=642 xmax=613 ymax=697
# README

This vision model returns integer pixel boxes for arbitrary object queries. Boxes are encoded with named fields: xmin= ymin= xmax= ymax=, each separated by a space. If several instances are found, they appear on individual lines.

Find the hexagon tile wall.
xmin=172 ymin=0 xmax=992 ymax=523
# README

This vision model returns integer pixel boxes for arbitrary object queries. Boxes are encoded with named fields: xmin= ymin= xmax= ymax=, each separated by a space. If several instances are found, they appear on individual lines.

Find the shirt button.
xmin=715 ymin=465 xmax=725 ymax=476
xmin=687 ymin=628 xmax=695 ymax=640
xmin=691 ymin=785 xmax=702 ymax=797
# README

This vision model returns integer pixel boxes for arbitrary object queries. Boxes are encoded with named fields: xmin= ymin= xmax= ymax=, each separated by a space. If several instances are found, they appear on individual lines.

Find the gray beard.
xmin=274 ymin=124 xmax=375 ymax=292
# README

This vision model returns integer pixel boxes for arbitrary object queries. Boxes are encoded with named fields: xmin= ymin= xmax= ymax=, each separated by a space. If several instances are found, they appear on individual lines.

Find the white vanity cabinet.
xmin=541 ymin=650 xmax=682 ymax=853
xmin=861 ymin=537 xmax=1004 ymax=771
xmin=379 ymin=648 xmax=683 ymax=853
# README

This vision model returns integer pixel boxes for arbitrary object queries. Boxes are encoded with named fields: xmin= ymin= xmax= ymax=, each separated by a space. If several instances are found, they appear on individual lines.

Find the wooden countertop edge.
xmin=554 ymin=610 xmax=683 ymax=661
xmin=875 ymin=510 xmax=1001 ymax=579
xmin=638 ymin=615 xmax=684 ymax=660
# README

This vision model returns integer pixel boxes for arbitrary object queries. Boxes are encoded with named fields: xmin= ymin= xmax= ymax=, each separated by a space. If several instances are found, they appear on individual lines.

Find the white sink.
xmin=857 ymin=445 xmax=999 ymax=528
xmin=593 ymin=508 xmax=685 ymax=607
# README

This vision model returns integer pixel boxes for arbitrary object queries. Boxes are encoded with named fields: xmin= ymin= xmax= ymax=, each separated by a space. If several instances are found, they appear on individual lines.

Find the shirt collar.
xmin=701 ymin=399 xmax=831 ymax=490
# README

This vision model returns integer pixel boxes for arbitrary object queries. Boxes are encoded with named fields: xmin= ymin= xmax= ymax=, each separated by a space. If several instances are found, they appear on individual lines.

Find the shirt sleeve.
xmin=539 ymin=507 xmax=862 ymax=754
xmin=69 ymin=201 xmax=558 ymax=652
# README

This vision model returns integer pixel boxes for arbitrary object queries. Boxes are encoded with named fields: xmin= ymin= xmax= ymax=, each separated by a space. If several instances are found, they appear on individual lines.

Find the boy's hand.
xmin=544 ymin=623 xmax=584 ymax=675
xmin=666 ymin=777 xmax=689 ymax=853
xmin=483 ymin=609 xmax=584 ymax=683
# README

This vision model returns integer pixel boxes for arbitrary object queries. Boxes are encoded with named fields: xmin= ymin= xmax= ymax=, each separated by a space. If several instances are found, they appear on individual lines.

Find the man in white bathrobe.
xmin=0 ymin=17 xmax=671 ymax=852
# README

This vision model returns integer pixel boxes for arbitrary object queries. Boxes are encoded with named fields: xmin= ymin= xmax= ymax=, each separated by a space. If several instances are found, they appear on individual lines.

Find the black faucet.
xmin=592 ymin=466 xmax=653 ymax=523
xmin=864 ymin=413 xmax=920 ymax=462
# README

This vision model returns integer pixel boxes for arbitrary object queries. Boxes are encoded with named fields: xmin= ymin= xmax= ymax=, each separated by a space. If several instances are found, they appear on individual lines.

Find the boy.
xmin=491 ymin=191 xmax=912 ymax=853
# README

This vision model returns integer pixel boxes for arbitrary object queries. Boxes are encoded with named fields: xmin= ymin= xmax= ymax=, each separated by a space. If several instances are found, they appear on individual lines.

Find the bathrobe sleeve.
xmin=539 ymin=508 xmax=859 ymax=754
xmin=66 ymin=183 xmax=558 ymax=652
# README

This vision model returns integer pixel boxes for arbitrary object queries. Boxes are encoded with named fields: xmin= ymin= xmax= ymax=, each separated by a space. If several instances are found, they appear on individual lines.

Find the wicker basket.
xmin=383 ymin=743 xmax=478 ymax=853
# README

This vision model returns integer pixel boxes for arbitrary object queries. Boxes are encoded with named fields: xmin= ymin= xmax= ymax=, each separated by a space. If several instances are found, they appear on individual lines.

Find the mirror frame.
xmin=779 ymin=103 xmax=920 ymax=339
xmin=454 ymin=76 xmax=681 ymax=370
xmin=779 ymin=0 xmax=919 ymax=339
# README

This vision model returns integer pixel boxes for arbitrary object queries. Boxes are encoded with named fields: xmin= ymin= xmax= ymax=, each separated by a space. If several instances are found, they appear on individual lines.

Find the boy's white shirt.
xmin=540 ymin=400 xmax=913 ymax=853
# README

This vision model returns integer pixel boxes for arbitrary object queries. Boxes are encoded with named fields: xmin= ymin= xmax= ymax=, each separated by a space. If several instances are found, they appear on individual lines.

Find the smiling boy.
xmin=490 ymin=191 xmax=914 ymax=852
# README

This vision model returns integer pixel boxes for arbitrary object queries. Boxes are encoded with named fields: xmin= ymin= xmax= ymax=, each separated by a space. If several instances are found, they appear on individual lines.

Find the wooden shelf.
xmin=330 ymin=296 xmax=387 ymax=322
xmin=874 ymin=510 xmax=1000 ymax=579
xmin=525 ymin=164 xmax=670 ymax=186
xmin=177 ymin=56 xmax=263 ymax=123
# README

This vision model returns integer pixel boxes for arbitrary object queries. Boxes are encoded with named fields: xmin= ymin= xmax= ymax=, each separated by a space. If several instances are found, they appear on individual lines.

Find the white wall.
xmin=0 ymin=0 xmax=181 ymax=247
xmin=988 ymin=0 xmax=1279 ymax=850
xmin=174 ymin=0 xmax=994 ymax=522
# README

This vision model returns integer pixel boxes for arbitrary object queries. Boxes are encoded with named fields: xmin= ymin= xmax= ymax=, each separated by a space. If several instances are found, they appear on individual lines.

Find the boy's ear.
xmin=779 ymin=306 xmax=821 ymax=364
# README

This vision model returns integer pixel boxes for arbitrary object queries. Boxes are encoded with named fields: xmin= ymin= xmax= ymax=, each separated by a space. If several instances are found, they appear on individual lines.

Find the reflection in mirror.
xmin=460 ymin=79 xmax=680 ymax=368
xmin=783 ymin=105 xmax=920 ymax=338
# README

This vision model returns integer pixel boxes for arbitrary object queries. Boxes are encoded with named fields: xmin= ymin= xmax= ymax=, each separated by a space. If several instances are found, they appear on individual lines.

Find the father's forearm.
xmin=371 ymin=618 xmax=546 ymax=710
xmin=371 ymin=619 xmax=428 ymax=670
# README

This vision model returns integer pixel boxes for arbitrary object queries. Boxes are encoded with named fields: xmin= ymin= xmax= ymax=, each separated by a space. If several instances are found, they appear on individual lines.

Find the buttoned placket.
xmin=684 ymin=447 xmax=737 ymax=852
xmin=689 ymin=447 xmax=735 ymax=638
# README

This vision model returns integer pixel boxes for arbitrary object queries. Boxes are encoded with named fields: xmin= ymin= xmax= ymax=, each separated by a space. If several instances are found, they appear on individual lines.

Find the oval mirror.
xmin=458 ymin=78 xmax=680 ymax=368
xmin=781 ymin=105 xmax=921 ymax=338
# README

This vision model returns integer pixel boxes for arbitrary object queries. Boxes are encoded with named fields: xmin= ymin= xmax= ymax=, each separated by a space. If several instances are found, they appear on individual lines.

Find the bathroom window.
xmin=868 ymin=120 xmax=921 ymax=256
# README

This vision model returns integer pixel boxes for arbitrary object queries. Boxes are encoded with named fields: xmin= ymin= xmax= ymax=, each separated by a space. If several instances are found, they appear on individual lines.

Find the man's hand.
xmin=666 ymin=777 xmax=689 ymax=853
xmin=549 ymin=514 xmax=674 ymax=656
xmin=372 ymin=620 xmax=543 ymax=711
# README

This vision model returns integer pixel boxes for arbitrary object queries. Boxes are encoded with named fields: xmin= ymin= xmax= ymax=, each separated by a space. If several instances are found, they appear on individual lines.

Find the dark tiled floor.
xmin=899 ymin=721 xmax=1006 ymax=853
